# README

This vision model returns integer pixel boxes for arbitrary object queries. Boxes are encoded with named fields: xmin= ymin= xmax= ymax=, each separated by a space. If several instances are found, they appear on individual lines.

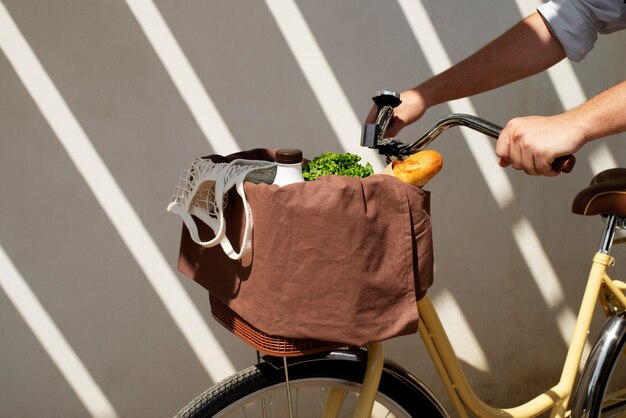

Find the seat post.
xmin=599 ymin=214 xmax=617 ymax=254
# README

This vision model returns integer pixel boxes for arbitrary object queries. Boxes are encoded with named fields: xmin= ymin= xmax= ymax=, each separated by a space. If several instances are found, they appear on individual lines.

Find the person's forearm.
xmin=416 ymin=12 xmax=566 ymax=108
xmin=569 ymin=80 xmax=626 ymax=144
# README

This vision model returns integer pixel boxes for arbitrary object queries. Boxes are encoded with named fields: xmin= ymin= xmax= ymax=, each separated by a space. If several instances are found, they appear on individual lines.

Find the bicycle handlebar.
xmin=361 ymin=92 xmax=576 ymax=173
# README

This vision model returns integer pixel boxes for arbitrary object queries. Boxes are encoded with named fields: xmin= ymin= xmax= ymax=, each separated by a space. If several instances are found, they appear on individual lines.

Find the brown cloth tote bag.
xmin=172 ymin=149 xmax=434 ymax=347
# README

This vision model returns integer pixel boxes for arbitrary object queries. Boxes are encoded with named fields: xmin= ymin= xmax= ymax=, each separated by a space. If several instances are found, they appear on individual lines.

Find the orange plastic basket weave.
xmin=209 ymin=294 xmax=342 ymax=357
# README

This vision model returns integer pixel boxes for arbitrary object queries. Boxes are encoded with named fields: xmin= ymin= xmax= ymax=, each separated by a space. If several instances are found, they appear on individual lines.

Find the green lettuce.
xmin=302 ymin=152 xmax=373 ymax=181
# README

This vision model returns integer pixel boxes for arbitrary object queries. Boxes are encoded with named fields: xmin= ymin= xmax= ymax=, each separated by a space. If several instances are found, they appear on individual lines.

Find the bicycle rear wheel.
xmin=175 ymin=349 xmax=448 ymax=418
xmin=573 ymin=315 xmax=626 ymax=418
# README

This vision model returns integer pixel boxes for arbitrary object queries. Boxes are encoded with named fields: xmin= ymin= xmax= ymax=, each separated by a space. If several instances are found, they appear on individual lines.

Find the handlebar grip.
xmin=480 ymin=118 xmax=576 ymax=174
xmin=552 ymin=155 xmax=576 ymax=173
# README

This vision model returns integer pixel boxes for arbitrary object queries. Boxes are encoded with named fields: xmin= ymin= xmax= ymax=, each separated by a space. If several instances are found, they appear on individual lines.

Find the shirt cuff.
xmin=537 ymin=0 xmax=598 ymax=62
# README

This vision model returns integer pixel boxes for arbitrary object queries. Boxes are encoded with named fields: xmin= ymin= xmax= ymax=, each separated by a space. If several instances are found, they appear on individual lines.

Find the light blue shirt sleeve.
xmin=537 ymin=0 xmax=626 ymax=62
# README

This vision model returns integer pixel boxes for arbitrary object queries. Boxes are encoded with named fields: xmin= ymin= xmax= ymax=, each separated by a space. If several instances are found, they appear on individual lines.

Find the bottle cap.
xmin=275 ymin=148 xmax=303 ymax=164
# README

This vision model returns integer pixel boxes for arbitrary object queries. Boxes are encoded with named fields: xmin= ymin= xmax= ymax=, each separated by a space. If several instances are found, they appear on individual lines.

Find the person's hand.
xmin=365 ymin=89 xmax=428 ymax=138
xmin=496 ymin=114 xmax=585 ymax=176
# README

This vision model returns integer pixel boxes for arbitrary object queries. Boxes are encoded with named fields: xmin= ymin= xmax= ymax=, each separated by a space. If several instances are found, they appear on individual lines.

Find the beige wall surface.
xmin=1 ymin=0 xmax=625 ymax=416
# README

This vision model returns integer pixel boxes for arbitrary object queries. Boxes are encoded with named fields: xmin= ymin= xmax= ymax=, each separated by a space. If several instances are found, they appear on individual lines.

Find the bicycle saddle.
xmin=572 ymin=168 xmax=626 ymax=216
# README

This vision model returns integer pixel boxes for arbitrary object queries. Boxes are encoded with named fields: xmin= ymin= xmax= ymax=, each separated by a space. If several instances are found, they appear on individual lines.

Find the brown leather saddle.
xmin=573 ymin=168 xmax=626 ymax=217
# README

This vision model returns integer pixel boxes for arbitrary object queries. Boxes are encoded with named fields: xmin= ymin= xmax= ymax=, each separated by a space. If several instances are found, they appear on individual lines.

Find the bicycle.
xmin=174 ymin=91 xmax=626 ymax=418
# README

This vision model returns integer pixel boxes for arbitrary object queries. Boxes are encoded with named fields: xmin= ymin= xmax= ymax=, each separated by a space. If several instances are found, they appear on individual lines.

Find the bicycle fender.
xmin=571 ymin=313 xmax=626 ymax=418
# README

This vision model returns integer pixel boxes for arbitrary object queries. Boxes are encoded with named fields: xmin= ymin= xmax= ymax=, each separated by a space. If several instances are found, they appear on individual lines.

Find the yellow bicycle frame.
xmin=343 ymin=251 xmax=626 ymax=418
xmin=417 ymin=251 xmax=626 ymax=418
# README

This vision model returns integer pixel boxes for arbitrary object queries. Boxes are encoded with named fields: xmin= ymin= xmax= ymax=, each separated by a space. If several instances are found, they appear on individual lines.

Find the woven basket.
xmin=209 ymin=294 xmax=343 ymax=357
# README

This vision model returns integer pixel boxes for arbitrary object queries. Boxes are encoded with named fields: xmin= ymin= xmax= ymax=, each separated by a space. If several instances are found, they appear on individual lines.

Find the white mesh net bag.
xmin=167 ymin=157 xmax=276 ymax=261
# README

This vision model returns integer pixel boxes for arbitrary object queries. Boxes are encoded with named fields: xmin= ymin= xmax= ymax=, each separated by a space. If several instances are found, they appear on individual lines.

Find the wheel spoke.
xmin=218 ymin=383 xmax=404 ymax=417
xmin=260 ymin=395 xmax=269 ymax=418
xmin=602 ymin=388 xmax=626 ymax=418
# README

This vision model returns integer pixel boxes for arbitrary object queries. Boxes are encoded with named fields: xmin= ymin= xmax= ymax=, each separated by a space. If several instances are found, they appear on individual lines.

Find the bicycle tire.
xmin=572 ymin=315 xmax=626 ymax=418
xmin=174 ymin=349 xmax=448 ymax=418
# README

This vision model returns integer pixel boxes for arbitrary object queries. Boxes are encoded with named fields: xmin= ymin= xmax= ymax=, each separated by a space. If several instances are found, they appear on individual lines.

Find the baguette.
xmin=384 ymin=150 xmax=443 ymax=187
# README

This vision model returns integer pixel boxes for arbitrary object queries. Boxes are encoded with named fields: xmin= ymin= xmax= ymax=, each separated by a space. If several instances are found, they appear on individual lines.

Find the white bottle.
xmin=272 ymin=148 xmax=305 ymax=186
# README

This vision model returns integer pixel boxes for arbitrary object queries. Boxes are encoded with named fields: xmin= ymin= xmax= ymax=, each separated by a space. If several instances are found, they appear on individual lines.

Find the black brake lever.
xmin=360 ymin=90 xmax=401 ymax=152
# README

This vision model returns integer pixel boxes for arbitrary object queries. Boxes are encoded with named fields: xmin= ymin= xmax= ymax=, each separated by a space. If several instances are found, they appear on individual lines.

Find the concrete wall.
xmin=1 ymin=0 xmax=625 ymax=416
